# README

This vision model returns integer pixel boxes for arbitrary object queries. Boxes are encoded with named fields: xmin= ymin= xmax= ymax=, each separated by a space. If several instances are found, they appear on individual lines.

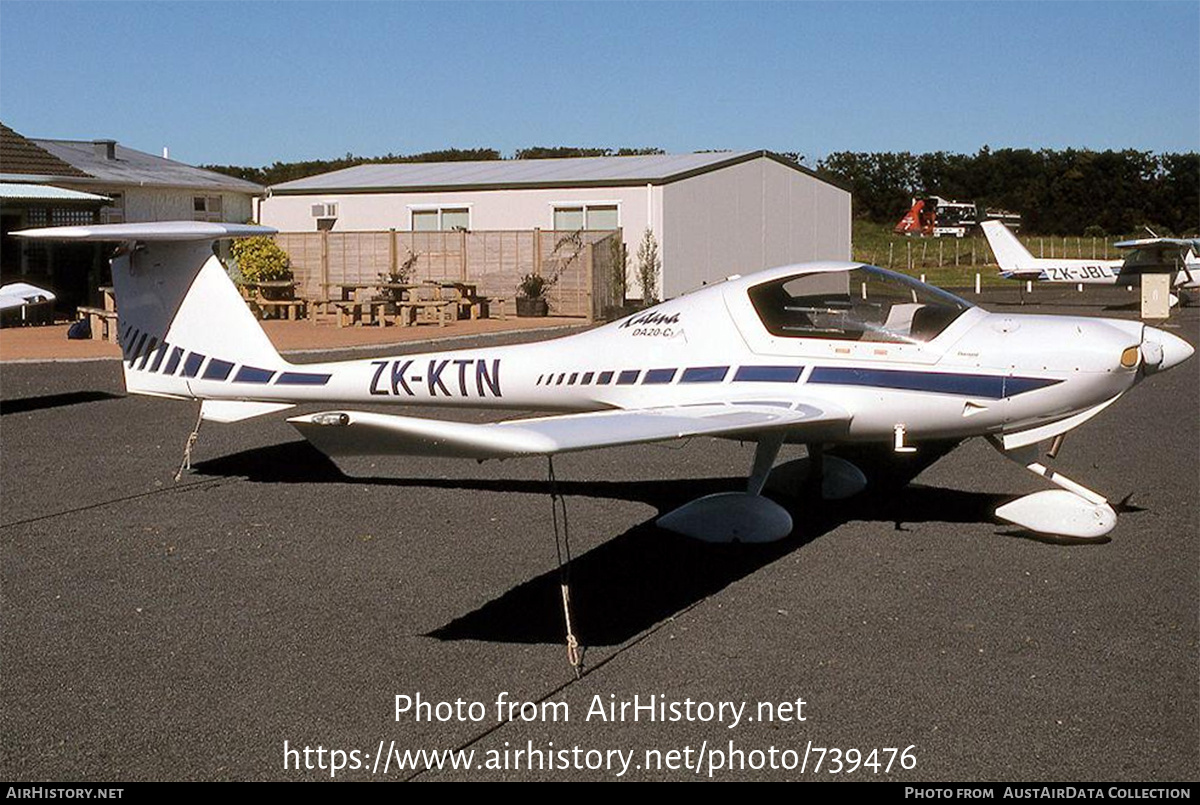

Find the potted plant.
xmin=517 ymin=273 xmax=551 ymax=317
xmin=517 ymin=229 xmax=584 ymax=317
xmin=377 ymin=249 xmax=420 ymax=308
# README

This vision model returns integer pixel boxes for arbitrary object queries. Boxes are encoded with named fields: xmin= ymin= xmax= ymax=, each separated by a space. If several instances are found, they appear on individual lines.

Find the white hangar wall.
xmin=259 ymin=154 xmax=848 ymax=301
xmin=260 ymin=186 xmax=659 ymax=237
xmin=261 ymin=186 xmax=665 ymax=297
xmin=661 ymin=159 xmax=850 ymax=298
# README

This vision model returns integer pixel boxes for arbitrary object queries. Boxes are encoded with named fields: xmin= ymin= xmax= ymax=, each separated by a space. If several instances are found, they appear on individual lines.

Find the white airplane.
xmin=0 ymin=281 xmax=56 ymax=312
xmin=982 ymin=220 xmax=1200 ymax=303
xmin=15 ymin=222 xmax=1195 ymax=541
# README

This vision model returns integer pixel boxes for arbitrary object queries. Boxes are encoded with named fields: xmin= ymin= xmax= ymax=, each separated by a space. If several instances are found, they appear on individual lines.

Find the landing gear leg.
xmin=657 ymin=432 xmax=793 ymax=543
xmin=988 ymin=439 xmax=1116 ymax=538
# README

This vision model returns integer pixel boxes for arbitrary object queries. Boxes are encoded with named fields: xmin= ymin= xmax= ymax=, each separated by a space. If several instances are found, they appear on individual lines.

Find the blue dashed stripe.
xmin=734 ymin=365 xmax=804 ymax=383
xmin=127 ymin=332 xmax=148 ymax=367
xmin=616 ymin=370 xmax=640 ymax=385
xmin=163 ymin=347 xmax=184 ymax=375
xmin=181 ymin=352 xmax=205 ymax=378
xmin=276 ymin=372 xmax=332 ymax=386
xmin=148 ymin=341 xmax=169 ymax=373
xmin=136 ymin=337 xmax=158 ymax=370
xmin=807 ymin=367 xmax=1061 ymax=399
xmin=643 ymin=368 xmax=676 ymax=384
xmin=680 ymin=366 xmax=729 ymax=383
xmin=233 ymin=366 xmax=276 ymax=384
xmin=202 ymin=359 xmax=234 ymax=381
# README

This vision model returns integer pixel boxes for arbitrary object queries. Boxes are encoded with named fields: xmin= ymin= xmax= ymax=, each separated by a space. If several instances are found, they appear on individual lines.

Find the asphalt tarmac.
xmin=2 ymin=288 xmax=1197 ymax=781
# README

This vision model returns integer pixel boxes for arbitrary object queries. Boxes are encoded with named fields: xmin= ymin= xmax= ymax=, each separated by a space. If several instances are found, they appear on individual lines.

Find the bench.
xmin=306 ymin=298 xmax=336 ymax=325
xmin=254 ymin=298 xmax=306 ymax=321
xmin=454 ymin=294 xmax=508 ymax=321
xmin=485 ymin=297 xmax=509 ymax=320
xmin=331 ymin=300 xmax=373 ymax=327
xmin=76 ymin=306 xmax=119 ymax=343
xmin=398 ymin=299 xmax=456 ymax=327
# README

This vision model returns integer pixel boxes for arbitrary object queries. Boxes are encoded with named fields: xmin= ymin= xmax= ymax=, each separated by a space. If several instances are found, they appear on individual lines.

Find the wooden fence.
xmin=856 ymin=234 xmax=1137 ymax=273
xmin=273 ymin=229 xmax=623 ymax=320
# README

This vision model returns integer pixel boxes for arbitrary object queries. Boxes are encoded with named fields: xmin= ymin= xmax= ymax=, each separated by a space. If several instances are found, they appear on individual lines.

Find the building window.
xmin=99 ymin=191 xmax=125 ymax=224
xmin=193 ymin=195 xmax=223 ymax=222
xmin=553 ymin=204 xmax=619 ymax=231
xmin=410 ymin=206 xmax=470 ymax=231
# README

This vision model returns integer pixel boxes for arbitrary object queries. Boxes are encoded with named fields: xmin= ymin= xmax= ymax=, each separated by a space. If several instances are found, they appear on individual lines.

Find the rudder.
xmin=114 ymin=239 xmax=285 ymax=399
xmin=981 ymin=221 xmax=1037 ymax=274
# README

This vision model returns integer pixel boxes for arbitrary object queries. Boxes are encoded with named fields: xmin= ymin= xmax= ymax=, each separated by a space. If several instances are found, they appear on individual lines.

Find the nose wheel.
xmin=988 ymin=438 xmax=1117 ymax=538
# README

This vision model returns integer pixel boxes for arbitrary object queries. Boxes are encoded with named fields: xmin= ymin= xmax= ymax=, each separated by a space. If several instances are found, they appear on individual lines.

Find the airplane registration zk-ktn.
xmin=16 ymin=222 xmax=1194 ymax=542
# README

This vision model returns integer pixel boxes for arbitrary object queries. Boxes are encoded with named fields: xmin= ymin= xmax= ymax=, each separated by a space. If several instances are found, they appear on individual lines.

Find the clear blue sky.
xmin=1 ymin=1 xmax=1196 ymax=167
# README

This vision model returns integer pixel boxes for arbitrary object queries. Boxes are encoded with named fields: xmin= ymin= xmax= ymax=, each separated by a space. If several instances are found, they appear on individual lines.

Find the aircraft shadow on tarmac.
xmin=191 ymin=439 xmax=1127 ymax=646
xmin=0 ymin=390 xmax=123 ymax=415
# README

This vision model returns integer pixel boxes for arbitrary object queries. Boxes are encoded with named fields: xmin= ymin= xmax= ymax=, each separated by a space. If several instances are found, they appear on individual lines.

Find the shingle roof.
xmin=0 ymin=182 xmax=109 ymax=203
xmin=33 ymin=138 xmax=263 ymax=194
xmin=0 ymin=123 xmax=93 ymax=179
xmin=269 ymin=150 xmax=831 ymax=194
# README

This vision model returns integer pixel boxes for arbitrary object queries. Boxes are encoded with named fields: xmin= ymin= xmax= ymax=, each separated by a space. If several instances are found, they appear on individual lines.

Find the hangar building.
xmin=258 ymin=150 xmax=850 ymax=299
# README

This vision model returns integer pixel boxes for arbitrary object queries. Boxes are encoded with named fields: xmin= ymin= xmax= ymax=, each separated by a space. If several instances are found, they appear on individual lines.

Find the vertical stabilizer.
xmin=13 ymin=222 xmax=287 ymax=402
xmin=113 ymin=240 xmax=286 ymax=399
xmin=981 ymin=220 xmax=1037 ymax=274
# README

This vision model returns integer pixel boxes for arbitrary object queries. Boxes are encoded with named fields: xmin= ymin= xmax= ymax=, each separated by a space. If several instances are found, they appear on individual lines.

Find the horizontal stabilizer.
xmin=289 ymin=401 xmax=851 ymax=460
xmin=13 ymin=222 xmax=276 ymax=242
xmin=201 ymin=400 xmax=296 ymax=424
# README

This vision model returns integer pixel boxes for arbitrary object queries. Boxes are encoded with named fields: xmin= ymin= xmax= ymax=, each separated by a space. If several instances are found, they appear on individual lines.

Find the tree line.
xmin=203 ymin=145 xmax=1198 ymax=237
xmin=816 ymin=147 xmax=1199 ymax=236
xmin=202 ymin=147 xmax=664 ymax=187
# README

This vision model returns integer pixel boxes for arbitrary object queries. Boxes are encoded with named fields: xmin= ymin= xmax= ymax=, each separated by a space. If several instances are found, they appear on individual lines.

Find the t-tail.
xmin=14 ymin=222 xmax=295 ymax=422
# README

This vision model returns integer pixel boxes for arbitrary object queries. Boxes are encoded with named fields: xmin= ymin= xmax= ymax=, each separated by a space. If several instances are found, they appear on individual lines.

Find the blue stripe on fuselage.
xmin=807 ymin=367 xmax=1060 ymax=399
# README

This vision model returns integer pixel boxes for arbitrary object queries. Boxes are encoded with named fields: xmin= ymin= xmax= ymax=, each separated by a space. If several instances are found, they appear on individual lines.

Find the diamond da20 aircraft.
xmin=17 ymin=221 xmax=1195 ymax=541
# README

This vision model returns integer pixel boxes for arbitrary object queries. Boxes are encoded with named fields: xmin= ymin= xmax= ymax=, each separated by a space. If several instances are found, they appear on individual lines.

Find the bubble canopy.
xmin=747 ymin=265 xmax=973 ymax=344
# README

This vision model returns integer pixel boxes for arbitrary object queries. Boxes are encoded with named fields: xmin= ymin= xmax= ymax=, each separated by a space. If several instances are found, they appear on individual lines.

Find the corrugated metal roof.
xmin=0 ymin=123 xmax=93 ymax=179
xmin=0 ymin=182 xmax=110 ymax=202
xmin=270 ymin=151 xmax=782 ymax=193
xmin=33 ymin=139 xmax=264 ymax=194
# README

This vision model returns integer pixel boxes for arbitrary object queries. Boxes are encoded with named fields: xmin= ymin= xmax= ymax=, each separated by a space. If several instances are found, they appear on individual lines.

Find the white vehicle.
xmin=16 ymin=222 xmax=1194 ymax=542
xmin=982 ymin=221 xmax=1200 ymax=301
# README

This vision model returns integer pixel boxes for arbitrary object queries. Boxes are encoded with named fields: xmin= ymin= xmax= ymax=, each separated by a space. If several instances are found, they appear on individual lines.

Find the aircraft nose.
xmin=1142 ymin=326 xmax=1195 ymax=372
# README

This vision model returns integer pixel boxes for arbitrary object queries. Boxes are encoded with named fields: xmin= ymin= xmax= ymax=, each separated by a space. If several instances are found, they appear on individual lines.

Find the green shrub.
xmin=232 ymin=237 xmax=291 ymax=282
xmin=519 ymin=273 xmax=552 ymax=299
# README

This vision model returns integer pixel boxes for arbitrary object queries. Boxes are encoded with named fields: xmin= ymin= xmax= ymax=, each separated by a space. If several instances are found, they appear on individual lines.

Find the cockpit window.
xmin=747 ymin=266 xmax=972 ymax=343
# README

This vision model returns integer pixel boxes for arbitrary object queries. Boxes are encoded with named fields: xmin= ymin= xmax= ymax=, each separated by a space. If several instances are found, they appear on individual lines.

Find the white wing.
xmin=0 ymin=282 xmax=56 ymax=311
xmin=1114 ymin=237 xmax=1200 ymax=268
xmin=289 ymin=400 xmax=851 ymax=460
xmin=13 ymin=222 xmax=276 ymax=241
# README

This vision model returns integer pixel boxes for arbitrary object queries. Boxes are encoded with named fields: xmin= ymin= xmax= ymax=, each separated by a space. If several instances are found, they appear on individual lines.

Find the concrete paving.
xmin=1 ymin=287 xmax=1196 ymax=781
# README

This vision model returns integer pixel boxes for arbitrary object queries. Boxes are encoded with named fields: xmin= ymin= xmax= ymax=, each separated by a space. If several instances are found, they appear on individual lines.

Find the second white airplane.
xmin=982 ymin=220 xmax=1199 ymax=303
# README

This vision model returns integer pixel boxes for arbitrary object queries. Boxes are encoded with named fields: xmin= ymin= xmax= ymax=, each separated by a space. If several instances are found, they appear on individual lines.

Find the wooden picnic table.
xmin=316 ymin=280 xmax=504 ymax=326
xmin=238 ymin=280 xmax=305 ymax=320
xmin=413 ymin=281 xmax=507 ymax=320
xmin=317 ymin=282 xmax=415 ymax=327
xmin=77 ymin=285 xmax=120 ymax=343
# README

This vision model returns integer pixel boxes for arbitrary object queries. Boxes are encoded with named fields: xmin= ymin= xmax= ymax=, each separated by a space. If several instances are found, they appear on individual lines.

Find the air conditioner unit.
xmin=311 ymin=203 xmax=338 ymax=218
